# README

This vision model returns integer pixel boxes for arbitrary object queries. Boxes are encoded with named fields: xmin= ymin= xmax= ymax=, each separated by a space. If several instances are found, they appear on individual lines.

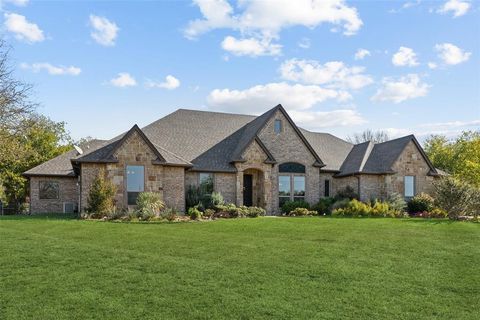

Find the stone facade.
xmin=29 ymin=176 xmax=78 ymax=213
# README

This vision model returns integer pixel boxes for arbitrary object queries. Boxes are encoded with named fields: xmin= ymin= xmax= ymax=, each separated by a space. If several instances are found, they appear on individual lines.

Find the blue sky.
xmin=1 ymin=0 xmax=479 ymax=141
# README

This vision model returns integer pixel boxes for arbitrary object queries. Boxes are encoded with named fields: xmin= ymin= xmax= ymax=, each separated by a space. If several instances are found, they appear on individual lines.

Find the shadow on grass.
xmin=0 ymin=212 xmax=79 ymax=220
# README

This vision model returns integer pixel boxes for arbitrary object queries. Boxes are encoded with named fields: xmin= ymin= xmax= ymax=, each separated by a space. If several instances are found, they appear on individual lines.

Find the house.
xmin=24 ymin=104 xmax=442 ymax=215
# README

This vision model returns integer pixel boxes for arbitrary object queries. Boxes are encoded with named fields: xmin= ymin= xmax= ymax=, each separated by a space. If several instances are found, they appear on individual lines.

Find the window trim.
xmin=404 ymin=175 xmax=415 ymax=198
xmin=279 ymin=173 xmax=306 ymax=204
xmin=274 ymin=119 xmax=282 ymax=134
xmin=126 ymin=165 xmax=145 ymax=205
xmin=39 ymin=181 xmax=60 ymax=200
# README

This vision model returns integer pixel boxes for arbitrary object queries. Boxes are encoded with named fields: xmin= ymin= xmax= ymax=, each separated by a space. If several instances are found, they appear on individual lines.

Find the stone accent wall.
xmin=257 ymin=110 xmax=320 ymax=212
xmin=234 ymin=140 xmax=273 ymax=212
xmin=358 ymin=175 xmax=385 ymax=201
xmin=79 ymin=131 xmax=185 ymax=212
xmin=214 ymin=173 xmax=236 ymax=204
xmin=388 ymin=140 xmax=436 ymax=196
xmin=29 ymin=176 xmax=78 ymax=214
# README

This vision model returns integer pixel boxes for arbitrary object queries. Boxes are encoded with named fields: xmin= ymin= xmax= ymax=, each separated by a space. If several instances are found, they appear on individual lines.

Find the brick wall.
xmin=29 ymin=176 xmax=78 ymax=214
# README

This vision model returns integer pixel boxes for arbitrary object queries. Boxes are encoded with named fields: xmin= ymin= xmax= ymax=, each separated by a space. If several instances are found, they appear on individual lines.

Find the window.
xmin=274 ymin=119 xmax=282 ymax=134
xmin=39 ymin=181 xmax=59 ymax=199
xmin=199 ymin=172 xmax=214 ymax=194
xmin=404 ymin=176 xmax=415 ymax=198
xmin=279 ymin=162 xmax=306 ymax=205
xmin=324 ymin=180 xmax=330 ymax=197
xmin=127 ymin=165 xmax=144 ymax=205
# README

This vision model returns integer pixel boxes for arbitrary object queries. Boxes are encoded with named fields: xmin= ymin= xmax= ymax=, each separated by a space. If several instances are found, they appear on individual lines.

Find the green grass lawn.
xmin=0 ymin=216 xmax=479 ymax=319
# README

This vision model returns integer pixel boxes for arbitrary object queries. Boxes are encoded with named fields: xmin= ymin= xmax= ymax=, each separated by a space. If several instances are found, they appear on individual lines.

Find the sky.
xmin=1 ymin=0 xmax=479 ymax=141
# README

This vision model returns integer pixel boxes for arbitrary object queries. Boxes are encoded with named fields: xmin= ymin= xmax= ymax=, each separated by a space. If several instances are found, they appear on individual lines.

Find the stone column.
xmin=236 ymin=171 xmax=244 ymax=206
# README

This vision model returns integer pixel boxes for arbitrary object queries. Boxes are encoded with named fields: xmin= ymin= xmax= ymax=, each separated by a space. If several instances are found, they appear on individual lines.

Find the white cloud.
xmin=20 ymin=62 xmax=81 ymax=76
xmin=3 ymin=13 xmax=44 ymax=43
xmin=428 ymin=62 xmax=438 ymax=69
xmin=435 ymin=43 xmax=471 ymax=65
xmin=298 ymin=37 xmax=311 ymax=49
xmin=109 ymin=72 xmax=136 ymax=87
xmin=279 ymin=59 xmax=373 ymax=90
xmin=438 ymin=0 xmax=471 ymax=17
xmin=89 ymin=15 xmax=119 ymax=46
xmin=383 ymin=119 xmax=480 ymax=139
xmin=392 ymin=46 xmax=419 ymax=67
xmin=354 ymin=48 xmax=370 ymax=60
xmin=289 ymin=109 xmax=366 ymax=129
xmin=207 ymin=82 xmax=351 ymax=114
xmin=4 ymin=0 xmax=29 ymax=6
xmin=221 ymin=36 xmax=282 ymax=57
xmin=184 ymin=0 xmax=363 ymax=39
xmin=420 ymin=119 xmax=480 ymax=130
xmin=371 ymin=74 xmax=430 ymax=103
xmin=146 ymin=75 xmax=180 ymax=90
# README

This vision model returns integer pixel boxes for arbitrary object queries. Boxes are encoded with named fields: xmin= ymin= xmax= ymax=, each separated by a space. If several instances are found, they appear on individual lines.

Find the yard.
xmin=0 ymin=216 xmax=479 ymax=320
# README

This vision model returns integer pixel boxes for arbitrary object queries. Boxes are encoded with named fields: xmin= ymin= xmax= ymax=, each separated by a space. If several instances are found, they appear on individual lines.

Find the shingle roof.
xmin=23 ymin=139 xmax=108 ymax=176
xmin=335 ymin=135 xmax=438 ymax=177
xmin=24 ymin=106 xmax=432 ymax=177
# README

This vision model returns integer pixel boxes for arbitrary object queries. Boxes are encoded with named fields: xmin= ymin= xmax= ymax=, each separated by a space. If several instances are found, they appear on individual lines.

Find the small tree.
xmin=87 ymin=169 xmax=116 ymax=217
xmin=433 ymin=177 xmax=476 ymax=219
xmin=136 ymin=192 xmax=165 ymax=219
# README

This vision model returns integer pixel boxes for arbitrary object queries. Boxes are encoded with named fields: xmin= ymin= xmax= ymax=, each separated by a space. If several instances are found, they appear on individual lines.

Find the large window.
xmin=279 ymin=162 xmax=306 ymax=206
xmin=127 ymin=165 xmax=144 ymax=205
xmin=324 ymin=180 xmax=330 ymax=197
xmin=199 ymin=172 xmax=214 ymax=194
xmin=39 ymin=181 xmax=59 ymax=200
xmin=404 ymin=176 xmax=415 ymax=198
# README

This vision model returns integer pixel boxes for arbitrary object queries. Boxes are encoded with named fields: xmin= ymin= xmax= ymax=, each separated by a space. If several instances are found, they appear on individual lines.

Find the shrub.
xmin=281 ymin=200 xmax=310 ymax=214
xmin=407 ymin=193 xmax=434 ymax=213
xmin=332 ymin=199 xmax=402 ymax=218
xmin=188 ymin=206 xmax=203 ymax=220
xmin=289 ymin=207 xmax=317 ymax=216
xmin=331 ymin=198 xmax=350 ymax=211
xmin=335 ymin=186 xmax=358 ymax=200
xmin=386 ymin=193 xmax=407 ymax=213
xmin=246 ymin=206 xmax=266 ymax=217
xmin=186 ymin=185 xmax=201 ymax=209
xmin=136 ymin=192 xmax=165 ymax=218
xmin=210 ymin=192 xmax=224 ymax=206
xmin=312 ymin=197 xmax=335 ymax=215
xmin=203 ymin=208 xmax=215 ymax=219
xmin=410 ymin=208 xmax=448 ymax=219
xmin=87 ymin=169 xmax=116 ymax=217
xmin=160 ymin=208 xmax=178 ymax=221
xmin=434 ymin=177 xmax=477 ymax=219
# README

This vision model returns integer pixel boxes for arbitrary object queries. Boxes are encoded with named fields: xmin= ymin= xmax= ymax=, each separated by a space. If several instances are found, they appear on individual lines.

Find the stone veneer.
xmin=79 ymin=131 xmax=185 ymax=212
xmin=29 ymin=176 xmax=78 ymax=213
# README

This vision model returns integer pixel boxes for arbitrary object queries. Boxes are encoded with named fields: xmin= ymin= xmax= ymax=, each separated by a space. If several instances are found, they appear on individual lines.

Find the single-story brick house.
xmin=24 ymin=104 xmax=442 ymax=215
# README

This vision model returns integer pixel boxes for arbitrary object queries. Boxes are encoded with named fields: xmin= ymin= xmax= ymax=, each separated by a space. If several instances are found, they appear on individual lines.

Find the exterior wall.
xmin=257 ymin=110 xmax=320 ymax=212
xmin=234 ymin=140 xmax=273 ymax=213
xmin=184 ymin=171 xmax=237 ymax=205
xmin=358 ymin=175 xmax=385 ymax=201
xmin=80 ymin=131 xmax=185 ymax=212
xmin=29 ymin=176 xmax=78 ymax=214
xmin=387 ymin=140 xmax=436 ymax=196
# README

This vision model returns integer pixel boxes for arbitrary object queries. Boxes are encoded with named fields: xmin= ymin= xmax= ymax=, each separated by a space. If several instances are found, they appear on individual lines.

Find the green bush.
xmin=331 ymin=198 xmax=350 ymax=211
xmin=281 ymin=200 xmax=310 ymax=214
xmin=186 ymin=185 xmax=201 ymax=209
xmin=203 ymin=208 xmax=215 ymax=219
xmin=136 ymin=192 xmax=165 ymax=218
xmin=87 ymin=169 xmax=116 ymax=217
xmin=335 ymin=186 xmax=358 ymax=200
xmin=159 ymin=208 xmax=178 ymax=221
xmin=188 ymin=206 xmax=203 ymax=220
xmin=312 ymin=197 xmax=335 ymax=215
xmin=407 ymin=193 xmax=434 ymax=213
xmin=332 ymin=199 xmax=402 ymax=218
xmin=289 ymin=207 xmax=317 ymax=216
xmin=386 ymin=193 xmax=407 ymax=213
xmin=210 ymin=192 xmax=224 ymax=206
xmin=433 ymin=177 xmax=478 ymax=219
xmin=246 ymin=206 xmax=266 ymax=217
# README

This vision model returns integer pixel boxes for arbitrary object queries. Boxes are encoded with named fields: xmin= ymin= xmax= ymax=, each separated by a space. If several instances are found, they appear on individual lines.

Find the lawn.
xmin=0 ymin=216 xmax=479 ymax=319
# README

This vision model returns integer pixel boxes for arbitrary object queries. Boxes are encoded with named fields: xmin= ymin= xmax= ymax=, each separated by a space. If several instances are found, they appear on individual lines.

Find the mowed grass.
xmin=0 ymin=216 xmax=479 ymax=320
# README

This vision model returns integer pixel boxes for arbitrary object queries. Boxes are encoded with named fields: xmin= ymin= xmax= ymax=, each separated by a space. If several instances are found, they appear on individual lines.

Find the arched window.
xmin=278 ymin=163 xmax=306 ymax=207
xmin=279 ymin=162 xmax=305 ymax=173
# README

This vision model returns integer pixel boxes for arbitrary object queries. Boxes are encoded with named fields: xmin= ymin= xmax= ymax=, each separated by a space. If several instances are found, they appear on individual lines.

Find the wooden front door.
xmin=243 ymin=174 xmax=253 ymax=207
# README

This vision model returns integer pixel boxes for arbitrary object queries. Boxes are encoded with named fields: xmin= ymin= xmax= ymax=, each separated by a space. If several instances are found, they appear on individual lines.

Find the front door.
xmin=243 ymin=174 xmax=253 ymax=207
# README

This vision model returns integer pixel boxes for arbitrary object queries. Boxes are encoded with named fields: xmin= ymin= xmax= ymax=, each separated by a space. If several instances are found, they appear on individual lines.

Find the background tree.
xmin=0 ymin=39 xmax=73 ymax=211
xmin=346 ymin=129 xmax=390 ymax=144
xmin=424 ymin=131 xmax=480 ymax=187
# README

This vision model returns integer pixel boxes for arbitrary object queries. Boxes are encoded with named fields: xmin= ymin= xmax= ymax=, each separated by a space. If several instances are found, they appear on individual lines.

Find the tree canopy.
xmin=424 ymin=131 xmax=480 ymax=187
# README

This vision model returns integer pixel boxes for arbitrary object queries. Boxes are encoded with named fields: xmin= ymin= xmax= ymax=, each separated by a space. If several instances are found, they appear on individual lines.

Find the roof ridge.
xmin=177 ymin=108 xmax=257 ymax=118
xmin=152 ymin=142 xmax=192 ymax=165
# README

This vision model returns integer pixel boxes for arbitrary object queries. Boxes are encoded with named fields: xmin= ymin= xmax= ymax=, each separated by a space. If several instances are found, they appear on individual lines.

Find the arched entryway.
xmin=242 ymin=168 xmax=265 ymax=208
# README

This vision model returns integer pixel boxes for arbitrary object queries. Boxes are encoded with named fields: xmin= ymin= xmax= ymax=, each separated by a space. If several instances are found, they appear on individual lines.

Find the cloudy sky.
xmin=2 ymin=0 xmax=479 ymax=141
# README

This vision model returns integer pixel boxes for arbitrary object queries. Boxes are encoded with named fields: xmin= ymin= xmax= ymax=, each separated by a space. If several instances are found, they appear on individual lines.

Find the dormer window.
xmin=274 ymin=119 xmax=282 ymax=134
